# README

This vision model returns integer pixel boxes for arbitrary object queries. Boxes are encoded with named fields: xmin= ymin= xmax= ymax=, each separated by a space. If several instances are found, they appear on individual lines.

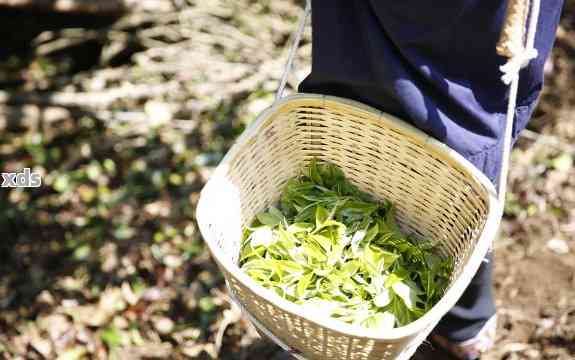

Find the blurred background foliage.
xmin=0 ymin=0 xmax=573 ymax=359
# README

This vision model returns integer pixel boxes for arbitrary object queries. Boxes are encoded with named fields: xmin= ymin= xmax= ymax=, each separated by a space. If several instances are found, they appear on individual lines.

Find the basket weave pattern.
xmin=197 ymin=94 xmax=498 ymax=360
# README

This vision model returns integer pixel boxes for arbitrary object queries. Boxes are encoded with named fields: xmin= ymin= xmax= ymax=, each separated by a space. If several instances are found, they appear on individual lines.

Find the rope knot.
xmin=499 ymin=47 xmax=539 ymax=85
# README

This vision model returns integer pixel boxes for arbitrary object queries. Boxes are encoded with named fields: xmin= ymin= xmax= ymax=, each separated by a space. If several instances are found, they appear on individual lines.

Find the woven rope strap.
xmin=275 ymin=0 xmax=311 ymax=102
xmin=497 ymin=0 xmax=530 ymax=58
xmin=497 ymin=0 xmax=540 ymax=212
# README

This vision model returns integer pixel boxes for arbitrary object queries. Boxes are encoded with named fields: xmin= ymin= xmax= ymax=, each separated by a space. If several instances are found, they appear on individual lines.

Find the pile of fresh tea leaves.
xmin=239 ymin=160 xmax=453 ymax=331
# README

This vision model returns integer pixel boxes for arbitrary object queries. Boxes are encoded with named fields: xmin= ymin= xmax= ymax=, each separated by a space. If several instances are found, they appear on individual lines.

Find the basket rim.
xmin=197 ymin=93 xmax=501 ymax=341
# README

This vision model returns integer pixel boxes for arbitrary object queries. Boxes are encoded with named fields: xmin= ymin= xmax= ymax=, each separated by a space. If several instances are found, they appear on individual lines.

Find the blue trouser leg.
xmin=433 ymin=252 xmax=495 ymax=342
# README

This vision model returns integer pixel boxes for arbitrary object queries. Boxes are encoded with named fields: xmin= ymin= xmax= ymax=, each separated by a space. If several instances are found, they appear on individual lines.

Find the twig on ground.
xmin=0 ymin=83 xmax=178 ymax=109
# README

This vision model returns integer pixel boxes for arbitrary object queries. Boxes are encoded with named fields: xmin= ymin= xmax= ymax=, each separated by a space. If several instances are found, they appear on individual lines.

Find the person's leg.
xmin=299 ymin=1 xmax=563 ymax=358
xmin=431 ymin=253 xmax=497 ymax=359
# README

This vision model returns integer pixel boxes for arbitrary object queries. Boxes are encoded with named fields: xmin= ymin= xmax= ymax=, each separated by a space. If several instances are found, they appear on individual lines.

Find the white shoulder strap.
xmin=497 ymin=0 xmax=540 ymax=212
xmin=275 ymin=0 xmax=311 ymax=102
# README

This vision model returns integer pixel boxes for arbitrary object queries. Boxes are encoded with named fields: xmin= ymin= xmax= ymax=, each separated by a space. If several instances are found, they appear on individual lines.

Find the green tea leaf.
xmin=250 ymin=227 xmax=275 ymax=247
xmin=362 ymin=311 xmax=395 ymax=331
xmin=391 ymin=279 xmax=422 ymax=310
xmin=340 ymin=260 xmax=359 ymax=277
xmin=302 ymin=241 xmax=327 ymax=262
xmin=308 ymin=159 xmax=324 ymax=186
xmin=256 ymin=211 xmax=282 ymax=227
xmin=315 ymin=206 xmax=330 ymax=228
xmin=374 ymin=288 xmax=391 ymax=308
xmin=296 ymin=272 xmax=314 ymax=298
xmin=288 ymin=222 xmax=314 ymax=233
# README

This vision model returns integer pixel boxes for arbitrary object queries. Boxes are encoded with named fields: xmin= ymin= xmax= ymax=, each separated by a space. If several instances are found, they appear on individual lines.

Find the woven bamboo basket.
xmin=196 ymin=93 xmax=500 ymax=359
xmin=196 ymin=0 xmax=538 ymax=357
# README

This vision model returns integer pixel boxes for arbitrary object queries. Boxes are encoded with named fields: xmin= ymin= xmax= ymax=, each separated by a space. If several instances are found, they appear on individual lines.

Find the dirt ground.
xmin=0 ymin=1 xmax=573 ymax=359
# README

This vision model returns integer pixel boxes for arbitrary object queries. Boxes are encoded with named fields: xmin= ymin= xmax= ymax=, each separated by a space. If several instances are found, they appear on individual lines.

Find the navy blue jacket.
xmin=300 ymin=0 xmax=563 ymax=183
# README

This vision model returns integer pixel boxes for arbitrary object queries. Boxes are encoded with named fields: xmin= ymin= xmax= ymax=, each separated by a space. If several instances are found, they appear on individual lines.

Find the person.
xmin=298 ymin=1 xmax=563 ymax=359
